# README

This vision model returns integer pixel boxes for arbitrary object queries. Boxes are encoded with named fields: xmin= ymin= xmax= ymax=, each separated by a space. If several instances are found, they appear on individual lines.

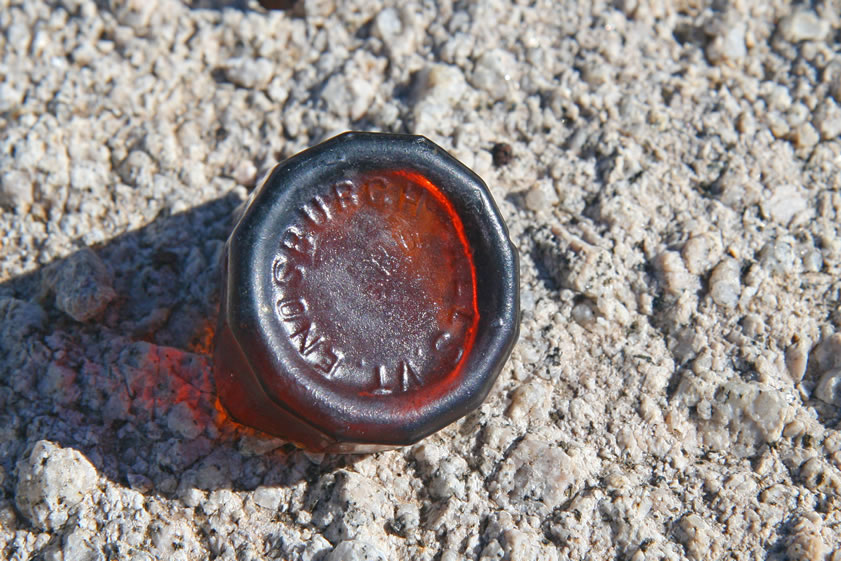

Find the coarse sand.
xmin=1 ymin=0 xmax=841 ymax=559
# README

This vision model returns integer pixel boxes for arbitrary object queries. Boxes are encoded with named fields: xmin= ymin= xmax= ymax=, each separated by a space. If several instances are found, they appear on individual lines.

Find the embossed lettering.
xmin=270 ymin=171 xmax=477 ymax=391
xmin=333 ymin=180 xmax=359 ymax=209
xmin=400 ymin=360 xmax=423 ymax=391
xmin=449 ymin=307 xmax=474 ymax=323
xmin=366 ymin=177 xmax=394 ymax=208
xmin=280 ymin=229 xmax=313 ymax=257
xmin=290 ymin=322 xmax=323 ymax=356
xmin=434 ymin=331 xmax=453 ymax=351
xmin=300 ymin=195 xmax=332 ymax=226
xmin=277 ymin=297 xmax=306 ymax=319
xmin=369 ymin=360 xmax=424 ymax=394
xmin=372 ymin=365 xmax=392 ymax=395
xmin=314 ymin=347 xmax=341 ymax=376
xmin=273 ymin=257 xmax=303 ymax=285
xmin=400 ymin=184 xmax=423 ymax=215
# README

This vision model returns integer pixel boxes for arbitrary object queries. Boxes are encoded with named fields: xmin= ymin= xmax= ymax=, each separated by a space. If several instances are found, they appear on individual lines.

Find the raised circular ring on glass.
xmin=213 ymin=132 xmax=519 ymax=453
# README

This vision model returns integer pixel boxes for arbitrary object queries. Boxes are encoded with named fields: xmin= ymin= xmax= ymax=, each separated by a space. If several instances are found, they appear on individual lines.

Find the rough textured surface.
xmin=14 ymin=441 xmax=98 ymax=531
xmin=1 ymin=0 xmax=841 ymax=559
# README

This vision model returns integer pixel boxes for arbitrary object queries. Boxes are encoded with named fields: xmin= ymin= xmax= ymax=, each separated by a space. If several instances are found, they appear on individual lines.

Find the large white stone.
xmin=15 ymin=441 xmax=97 ymax=530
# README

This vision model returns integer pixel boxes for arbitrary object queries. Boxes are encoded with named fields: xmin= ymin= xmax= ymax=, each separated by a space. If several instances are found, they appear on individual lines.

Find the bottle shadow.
xmin=0 ymin=193 xmax=357 ymax=502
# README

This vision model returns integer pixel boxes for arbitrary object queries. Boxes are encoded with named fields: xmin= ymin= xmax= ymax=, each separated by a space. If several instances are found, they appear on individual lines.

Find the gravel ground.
xmin=2 ymin=0 xmax=841 ymax=559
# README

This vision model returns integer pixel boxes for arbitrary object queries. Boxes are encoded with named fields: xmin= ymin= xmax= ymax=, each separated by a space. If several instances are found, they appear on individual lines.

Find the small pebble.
xmin=43 ymin=248 xmax=117 ymax=322
xmin=325 ymin=540 xmax=387 ymax=561
xmin=761 ymin=184 xmax=808 ymax=225
xmin=15 ymin=441 xmax=97 ymax=530
xmin=815 ymin=369 xmax=841 ymax=406
xmin=0 ymin=170 xmax=34 ymax=212
xmin=785 ymin=337 xmax=810 ymax=383
xmin=470 ymin=48 xmax=519 ymax=101
xmin=813 ymin=99 xmax=841 ymax=140
xmin=491 ymin=142 xmax=513 ymax=167
xmin=758 ymin=239 xmax=795 ymax=275
xmin=225 ymin=57 xmax=274 ymax=89
xmin=801 ymin=249 xmax=823 ymax=272
xmin=778 ymin=10 xmax=829 ymax=43
xmin=233 ymin=160 xmax=258 ymax=188
xmin=390 ymin=504 xmax=420 ymax=537
xmin=252 ymin=486 xmax=285 ymax=511
xmin=786 ymin=515 xmax=828 ymax=561
xmin=706 ymin=21 xmax=747 ymax=64
xmin=372 ymin=8 xmax=402 ymax=46
xmin=708 ymin=258 xmax=741 ymax=308
xmin=0 ymin=83 xmax=24 ymax=112
xmin=571 ymin=300 xmax=595 ymax=326
xmin=524 ymin=180 xmax=558 ymax=212
xmin=788 ymin=122 xmax=819 ymax=150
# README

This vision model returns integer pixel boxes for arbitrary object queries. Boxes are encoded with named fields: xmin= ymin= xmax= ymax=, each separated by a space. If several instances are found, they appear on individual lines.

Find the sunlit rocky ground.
xmin=1 ymin=0 xmax=841 ymax=559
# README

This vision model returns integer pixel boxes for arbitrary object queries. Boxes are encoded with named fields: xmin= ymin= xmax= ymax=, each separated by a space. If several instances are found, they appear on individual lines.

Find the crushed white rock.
xmin=2 ymin=1 xmax=841 ymax=559
xmin=42 ymin=247 xmax=117 ymax=322
xmin=778 ymin=11 xmax=830 ymax=43
xmin=708 ymin=258 xmax=741 ymax=309
xmin=15 ymin=441 xmax=97 ymax=531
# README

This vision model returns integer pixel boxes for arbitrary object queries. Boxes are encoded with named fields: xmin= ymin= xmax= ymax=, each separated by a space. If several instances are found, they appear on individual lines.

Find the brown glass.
xmin=268 ymin=169 xmax=478 ymax=397
xmin=214 ymin=132 xmax=518 ymax=453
